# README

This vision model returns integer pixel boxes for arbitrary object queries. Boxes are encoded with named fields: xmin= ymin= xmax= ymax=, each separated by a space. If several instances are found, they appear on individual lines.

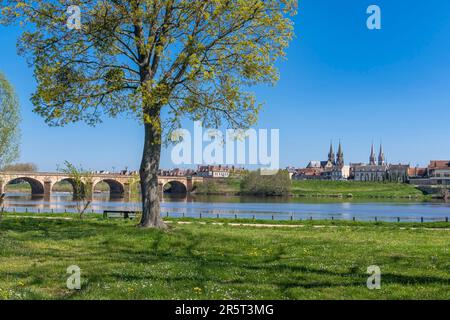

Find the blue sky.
xmin=1 ymin=0 xmax=450 ymax=171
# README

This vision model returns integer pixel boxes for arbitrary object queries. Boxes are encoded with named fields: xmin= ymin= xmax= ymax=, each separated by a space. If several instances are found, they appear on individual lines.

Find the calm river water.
xmin=2 ymin=192 xmax=450 ymax=222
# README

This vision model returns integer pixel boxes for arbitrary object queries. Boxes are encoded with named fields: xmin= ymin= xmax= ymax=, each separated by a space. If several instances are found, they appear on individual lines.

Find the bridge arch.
xmin=162 ymin=180 xmax=187 ymax=194
xmin=4 ymin=177 xmax=45 ymax=196
xmin=94 ymin=179 xmax=125 ymax=198
xmin=52 ymin=178 xmax=86 ymax=198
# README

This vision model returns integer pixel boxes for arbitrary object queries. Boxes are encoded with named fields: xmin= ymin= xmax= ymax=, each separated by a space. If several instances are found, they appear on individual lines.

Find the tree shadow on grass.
xmin=0 ymin=218 xmax=128 ymax=241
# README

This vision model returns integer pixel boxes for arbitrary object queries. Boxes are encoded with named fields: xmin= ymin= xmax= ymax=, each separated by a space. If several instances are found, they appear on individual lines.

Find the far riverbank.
xmin=192 ymin=179 xmax=430 ymax=200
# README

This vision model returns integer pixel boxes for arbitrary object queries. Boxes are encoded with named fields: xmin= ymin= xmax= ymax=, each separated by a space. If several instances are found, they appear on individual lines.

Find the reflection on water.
xmin=1 ymin=192 xmax=450 ymax=222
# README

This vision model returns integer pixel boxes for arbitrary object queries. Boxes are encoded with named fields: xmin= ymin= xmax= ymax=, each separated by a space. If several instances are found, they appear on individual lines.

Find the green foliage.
xmin=2 ymin=162 xmax=37 ymax=172
xmin=193 ymin=179 xmax=220 ymax=194
xmin=193 ymin=178 xmax=244 ymax=195
xmin=0 ymin=71 xmax=20 ymax=169
xmin=241 ymin=170 xmax=292 ymax=196
xmin=0 ymin=217 xmax=449 ymax=299
xmin=57 ymin=161 xmax=92 ymax=218
xmin=1 ymin=0 xmax=297 ymax=136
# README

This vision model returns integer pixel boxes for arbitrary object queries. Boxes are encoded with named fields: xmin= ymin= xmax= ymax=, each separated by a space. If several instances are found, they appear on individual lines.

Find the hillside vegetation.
xmin=291 ymin=180 xmax=425 ymax=198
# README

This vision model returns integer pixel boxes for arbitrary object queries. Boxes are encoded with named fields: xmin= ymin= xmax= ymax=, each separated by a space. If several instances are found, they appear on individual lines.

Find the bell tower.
xmin=328 ymin=141 xmax=335 ymax=165
xmin=336 ymin=141 xmax=344 ymax=166
xmin=369 ymin=143 xmax=376 ymax=165
xmin=378 ymin=144 xmax=386 ymax=165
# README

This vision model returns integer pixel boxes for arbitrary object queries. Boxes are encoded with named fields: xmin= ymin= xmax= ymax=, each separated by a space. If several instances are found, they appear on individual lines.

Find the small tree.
xmin=0 ymin=71 xmax=20 ymax=170
xmin=58 ymin=161 xmax=92 ymax=219
xmin=1 ymin=0 xmax=297 ymax=228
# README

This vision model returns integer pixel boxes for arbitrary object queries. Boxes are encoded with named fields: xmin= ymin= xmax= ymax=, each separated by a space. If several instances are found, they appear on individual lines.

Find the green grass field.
xmin=0 ymin=214 xmax=448 ymax=300
xmin=193 ymin=179 xmax=426 ymax=199
xmin=291 ymin=180 xmax=425 ymax=198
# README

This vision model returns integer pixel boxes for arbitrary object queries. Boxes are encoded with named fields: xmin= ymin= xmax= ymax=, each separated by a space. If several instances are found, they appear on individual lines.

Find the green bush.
xmin=240 ymin=170 xmax=292 ymax=196
xmin=193 ymin=179 xmax=220 ymax=194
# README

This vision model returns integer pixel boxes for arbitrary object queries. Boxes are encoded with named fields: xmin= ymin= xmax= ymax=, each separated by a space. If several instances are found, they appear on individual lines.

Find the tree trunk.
xmin=139 ymin=120 xmax=166 ymax=228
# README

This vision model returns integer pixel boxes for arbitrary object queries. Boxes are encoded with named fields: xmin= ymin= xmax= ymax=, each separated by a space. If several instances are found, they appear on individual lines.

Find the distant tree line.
xmin=2 ymin=162 xmax=38 ymax=172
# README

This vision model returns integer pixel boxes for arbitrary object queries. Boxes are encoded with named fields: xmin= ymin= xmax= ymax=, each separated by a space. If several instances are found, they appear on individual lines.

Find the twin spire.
xmin=328 ymin=141 xmax=344 ymax=166
xmin=370 ymin=143 xmax=385 ymax=165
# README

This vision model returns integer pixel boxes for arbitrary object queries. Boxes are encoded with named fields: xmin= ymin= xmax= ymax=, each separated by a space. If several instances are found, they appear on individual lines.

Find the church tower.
xmin=336 ymin=141 xmax=344 ymax=166
xmin=369 ymin=143 xmax=376 ymax=165
xmin=378 ymin=144 xmax=386 ymax=165
xmin=328 ymin=141 xmax=335 ymax=165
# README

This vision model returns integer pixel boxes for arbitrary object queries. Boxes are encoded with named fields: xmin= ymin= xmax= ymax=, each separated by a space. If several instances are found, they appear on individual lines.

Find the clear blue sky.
xmin=1 ymin=0 xmax=450 ymax=171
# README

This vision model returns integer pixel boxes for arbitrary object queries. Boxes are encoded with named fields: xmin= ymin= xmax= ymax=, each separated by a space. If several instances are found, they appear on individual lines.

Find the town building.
xmin=427 ymin=161 xmax=450 ymax=184
xmin=293 ymin=167 xmax=324 ymax=180
xmin=351 ymin=144 xmax=389 ymax=181
xmin=196 ymin=165 xmax=246 ymax=178
xmin=293 ymin=141 xmax=349 ymax=180
xmin=386 ymin=164 xmax=410 ymax=183
xmin=408 ymin=161 xmax=450 ymax=188
xmin=351 ymin=144 xmax=412 ymax=182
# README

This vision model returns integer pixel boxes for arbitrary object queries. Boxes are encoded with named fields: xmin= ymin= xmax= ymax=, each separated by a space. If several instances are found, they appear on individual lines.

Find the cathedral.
xmin=323 ymin=142 xmax=350 ymax=180
xmin=351 ymin=144 xmax=388 ymax=181
xmin=297 ymin=142 xmax=410 ymax=182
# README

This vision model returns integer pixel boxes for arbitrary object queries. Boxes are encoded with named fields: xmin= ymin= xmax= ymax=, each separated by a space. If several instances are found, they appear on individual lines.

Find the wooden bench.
xmin=103 ymin=210 xmax=138 ymax=219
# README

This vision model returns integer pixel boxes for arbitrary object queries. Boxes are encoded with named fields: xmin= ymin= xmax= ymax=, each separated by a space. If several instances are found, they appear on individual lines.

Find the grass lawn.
xmin=292 ymin=180 xmax=426 ymax=198
xmin=0 ymin=215 xmax=449 ymax=300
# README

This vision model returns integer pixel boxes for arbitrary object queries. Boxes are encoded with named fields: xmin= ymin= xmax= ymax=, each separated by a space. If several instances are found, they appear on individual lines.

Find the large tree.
xmin=1 ymin=0 xmax=296 ymax=228
xmin=0 ymin=71 xmax=20 ymax=170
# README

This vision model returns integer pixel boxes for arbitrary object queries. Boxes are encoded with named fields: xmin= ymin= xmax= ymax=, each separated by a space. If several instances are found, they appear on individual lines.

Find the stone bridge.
xmin=0 ymin=172 xmax=203 ymax=200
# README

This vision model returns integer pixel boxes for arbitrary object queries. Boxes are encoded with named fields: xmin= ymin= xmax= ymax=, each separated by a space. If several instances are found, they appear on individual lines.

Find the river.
xmin=1 ymin=192 xmax=450 ymax=222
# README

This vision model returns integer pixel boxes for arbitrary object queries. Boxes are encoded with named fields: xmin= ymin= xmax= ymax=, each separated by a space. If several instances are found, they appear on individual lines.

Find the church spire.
xmin=369 ymin=143 xmax=376 ymax=165
xmin=378 ymin=143 xmax=385 ymax=165
xmin=328 ymin=141 xmax=335 ymax=165
xmin=336 ymin=141 xmax=344 ymax=166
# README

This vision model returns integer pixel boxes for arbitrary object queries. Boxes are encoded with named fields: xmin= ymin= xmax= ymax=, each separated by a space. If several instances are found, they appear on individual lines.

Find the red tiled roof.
xmin=428 ymin=161 xmax=450 ymax=169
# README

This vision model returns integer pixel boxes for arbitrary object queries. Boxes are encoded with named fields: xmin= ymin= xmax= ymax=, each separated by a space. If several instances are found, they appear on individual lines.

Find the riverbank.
xmin=291 ymin=180 xmax=426 ymax=198
xmin=192 ymin=179 xmax=427 ymax=199
xmin=0 ymin=214 xmax=448 ymax=299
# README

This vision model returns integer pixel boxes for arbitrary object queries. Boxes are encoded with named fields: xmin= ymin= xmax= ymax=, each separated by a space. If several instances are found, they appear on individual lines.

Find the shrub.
xmin=240 ymin=170 xmax=292 ymax=196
